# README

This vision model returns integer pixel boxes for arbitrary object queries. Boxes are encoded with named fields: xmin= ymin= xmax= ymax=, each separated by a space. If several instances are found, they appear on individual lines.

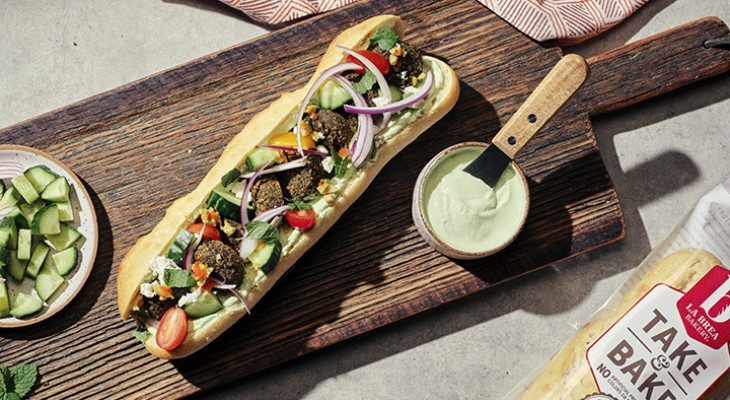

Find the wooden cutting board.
xmin=1 ymin=0 xmax=728 ymax=398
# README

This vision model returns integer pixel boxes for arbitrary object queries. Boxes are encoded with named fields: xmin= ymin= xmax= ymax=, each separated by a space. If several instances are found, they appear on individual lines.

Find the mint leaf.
xmin=0 ymin=365 xmax=9 ymax=392
xmin=287 ymin=199 xmax=312 ymax=211
xmin=329 ymin=148 xmax=350 ymax=178
xmin=10 ymin=364 xmax=37 ymax=398
xmin=163 ymin=269 xmax=196 ymax=288
xmin=133 ymin=329 xmax=150 ymax=343
xmin=352 ymin=70 xmax=377 ymax=94
xmin=370 ymin=27 xmax=399 ymax=50
xmin=245 ymin=221 xmax=279 ymax=245
xmin=3 ymin=392 xmax=21 ymax=400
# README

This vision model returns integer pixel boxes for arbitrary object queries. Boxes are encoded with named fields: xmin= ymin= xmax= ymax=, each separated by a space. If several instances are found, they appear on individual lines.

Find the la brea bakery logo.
xmin=677 ymin=266 xmax=730 ymax=349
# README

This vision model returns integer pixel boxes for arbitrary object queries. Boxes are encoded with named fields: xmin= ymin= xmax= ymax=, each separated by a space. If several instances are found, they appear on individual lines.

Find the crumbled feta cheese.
xmin=149 ymin=256 xmax=178 ymax=279
xmin=322 ymin=156 xmax=334 ymax=173
xmin=177 ymin=287 xmax=201 ymax=307
xmin=140 ymin=283 xmax=155 ymax=298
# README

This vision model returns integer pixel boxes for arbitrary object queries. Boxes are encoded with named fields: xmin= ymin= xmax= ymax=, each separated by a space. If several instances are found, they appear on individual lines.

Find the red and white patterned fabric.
xmin=219 ymin=0 xmax=647 ymax=43
xmin=478 ymin=0 xmax=648 ymax=43
xmin=218 ymin=0 xmax=359 ymax=25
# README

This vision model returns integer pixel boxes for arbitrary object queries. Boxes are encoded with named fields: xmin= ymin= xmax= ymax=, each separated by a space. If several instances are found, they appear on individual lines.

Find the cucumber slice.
xmin=379 ymin=84 xmax=403 ymax=102
xmin=40 ymin=177 xmax=70 ymax=203
xmin=166 ymin=229 xmax=194 ymax=267
xmin=183 ymin=290 xmax=223 ymax=318
xmin=0 ymin=247 xmax=10 ymax=268
xmin=19 ymin=202 xmax=43 ymax=226
xmin=11 ymin=174 xmax=40 ymax=204
xmin=0 ymin=187 xmax=20 ymax=210
xmin=5 ymin=207 xmax=29 ymax=229
xmin=317 ymin=79 xmax=352 ymax=110
xmin=55 ymin=201 xmax=75 ymax=222
xmin=24 ymin=165 xmax=58 ymax=193
xmin=0 ymin=218 xmax=18 ymax=250
xmin=35 ymin=262 xmax=64 ymax=301
xmin=26 ymin=241 xmax=50 ymax=278
xmin=221 ymin=167 xmax=241 ymax=188
xmin=0 ymin=281 xmax=10 ymax=318
xmin=45 ymin=223 xmax=81 ymax=251
xmin=245 ymin=148 xmax=279 ymax=172
xmin=7 ymin=251 xmax=27 ymax=282
xmin=9 ymin=292 xmax=43 ymax=318
xmin=52 ymin=247 xmax=78 ymax=276
xmin=17 ymin=228 xmax=31 ymax=260
xmin=248 ymin=240 xmax=282 ymax=274
xmin=31 ymin=204 xmax=60 ymax=235
xmin=206 ymin=190 xmax=241 ymax=221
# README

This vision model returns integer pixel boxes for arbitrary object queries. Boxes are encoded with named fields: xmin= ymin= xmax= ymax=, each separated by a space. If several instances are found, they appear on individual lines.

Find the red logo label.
xmin=677 ymin=266 xmax=730 ymax=349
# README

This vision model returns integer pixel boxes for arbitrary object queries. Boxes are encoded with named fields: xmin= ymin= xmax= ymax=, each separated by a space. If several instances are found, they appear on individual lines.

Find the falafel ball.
xmin=311 ymin=109 xmax=356 ymax=151
xmin=250 ymin=175 xmax=285 ymax=216
xmin=372 ymin=41 xmax=423 ymax=89
xmin=281 ymin=156 xmax=326 ymax=200
xmin=194 ymin=240 xmax=245 ymax=286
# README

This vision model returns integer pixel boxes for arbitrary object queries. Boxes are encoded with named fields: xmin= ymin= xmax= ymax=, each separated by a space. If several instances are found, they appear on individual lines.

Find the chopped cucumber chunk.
xmin=20 ymin=202 xmax=43 ymax=226
xmin=17 ymin=228 xmax=31 ymax=260
xmin=317 ymin=79 xmax=352 ymax=110
xmin=0 ymin=247 xmax=9 ymax=268
xmin=0 ymin=281 xmax=9 ymax=318
xmin=31 ymin=204 xmax=60 ymax=235
xmin=166 ymin=229 xmax=194 ymax=267
xmin=10 ymin=292 xmax=43 ymax=318
xmin=0 ymin=187 xmax=20 ymax=210
xmin=26 ymin=241 xmax=50 ymax=278
xmin=248 ymin=240 xmax=282 ymax=274
xmin=206 ymin=190 xmax=241 ymax=221
xmin=45 ymin=223 xmax=82 ymax=251
xmin=35 ymin=263 xmax=64 ymax=301
xmin=0 ymin=218 xmax=18 ymax=250
xmin=5 ymin=207 xmax=28 ymax=229
xmin=41 ymin=176 xmax=70 ymax=203
xmin=55 ymin=201 xmax=75 ymax=222
xmin=183 ymin=290 xmax=223 ymax=318
xmin=52 ymin=247 xmax=78 ymax=276
xmin=24 ymin=165 xmax=57 ymax=193
xmin=245 ymin=148 xmax=279 ymax=172
xmin=11 ymin=174 xmax=40 ymax=204
xmin=7 ymin=251 xmax=27 ymax=282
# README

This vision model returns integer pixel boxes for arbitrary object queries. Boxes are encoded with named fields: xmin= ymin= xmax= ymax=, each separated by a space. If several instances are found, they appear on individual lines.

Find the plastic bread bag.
xmin=506 ymin=176 xmax=730 ymax=399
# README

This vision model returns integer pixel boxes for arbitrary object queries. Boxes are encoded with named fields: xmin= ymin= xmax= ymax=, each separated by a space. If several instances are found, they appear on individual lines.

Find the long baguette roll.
xmin=116 ymin=15 xmax=460 ymax=359
xmin=515 ymin=248 xmax=729 ymax=398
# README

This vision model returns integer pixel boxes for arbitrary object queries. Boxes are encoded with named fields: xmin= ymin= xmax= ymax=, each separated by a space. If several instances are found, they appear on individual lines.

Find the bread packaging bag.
xmin=508 ymin=177 xmax=730 ymax=399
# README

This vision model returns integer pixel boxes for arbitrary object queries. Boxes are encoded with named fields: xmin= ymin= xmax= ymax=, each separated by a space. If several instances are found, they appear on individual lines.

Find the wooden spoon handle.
xmin=492 ymin=54 xmax=589 ymax=159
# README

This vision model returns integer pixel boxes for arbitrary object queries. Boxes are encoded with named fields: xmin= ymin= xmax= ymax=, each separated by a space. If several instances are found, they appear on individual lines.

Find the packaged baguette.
xmin=508 ymin=178 xmax=730 ymax=399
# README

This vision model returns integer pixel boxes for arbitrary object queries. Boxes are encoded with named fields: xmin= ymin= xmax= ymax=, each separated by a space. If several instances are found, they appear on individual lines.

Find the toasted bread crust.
xmin=116 ymin=15 xmax=460 ymax=359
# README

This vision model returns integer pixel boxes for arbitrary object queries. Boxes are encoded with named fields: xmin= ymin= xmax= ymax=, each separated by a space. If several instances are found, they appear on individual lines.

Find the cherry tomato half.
xmin=187 ymin=222 xmax=221 ymax=241
xmin=346 ymin=50 xmax=390 ymax=76
xmin=285 ymin=208 xmax=316 ymax=230
xmin=156 ymin=307 xmax=188 ymax=351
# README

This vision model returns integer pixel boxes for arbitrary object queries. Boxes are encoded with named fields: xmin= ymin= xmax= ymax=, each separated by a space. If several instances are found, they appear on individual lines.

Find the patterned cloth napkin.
xmin=219 ymin=0 xmax=647 ymax=43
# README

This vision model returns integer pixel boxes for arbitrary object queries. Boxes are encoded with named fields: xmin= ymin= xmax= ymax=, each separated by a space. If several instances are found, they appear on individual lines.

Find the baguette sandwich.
xmin=117 ymin=15 xmax=460 ymax=359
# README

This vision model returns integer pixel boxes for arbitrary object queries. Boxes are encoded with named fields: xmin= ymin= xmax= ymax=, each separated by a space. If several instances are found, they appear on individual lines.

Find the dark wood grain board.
xmin=2 ymin=0 xmax=727 ymax=398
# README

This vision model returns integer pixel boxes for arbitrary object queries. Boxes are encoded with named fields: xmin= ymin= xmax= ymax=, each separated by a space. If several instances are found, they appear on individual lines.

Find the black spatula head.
xmin=463 ymin=144 xmax=512 ymax=188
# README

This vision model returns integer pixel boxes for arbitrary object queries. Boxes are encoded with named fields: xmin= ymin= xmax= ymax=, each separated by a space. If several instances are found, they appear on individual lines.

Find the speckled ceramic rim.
xmin=411 ymin=142 xmax=530 ymax=260
xmin=0 ymin=145 xmax=99 ymax=328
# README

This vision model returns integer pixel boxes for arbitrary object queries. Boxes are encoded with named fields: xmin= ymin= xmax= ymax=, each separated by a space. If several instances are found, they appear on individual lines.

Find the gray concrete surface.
xmin=1 ymin=0 xmax=729 ymax=399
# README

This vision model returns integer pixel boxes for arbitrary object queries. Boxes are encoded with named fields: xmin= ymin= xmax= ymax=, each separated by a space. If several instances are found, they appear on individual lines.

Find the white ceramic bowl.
xmin=412 ymin=142 xmax=530 ymax=260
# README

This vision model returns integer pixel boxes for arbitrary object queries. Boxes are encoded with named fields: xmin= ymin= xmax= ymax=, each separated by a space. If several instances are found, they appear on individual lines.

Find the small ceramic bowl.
xmin=412 ymin=142 xmax=530 ymax=260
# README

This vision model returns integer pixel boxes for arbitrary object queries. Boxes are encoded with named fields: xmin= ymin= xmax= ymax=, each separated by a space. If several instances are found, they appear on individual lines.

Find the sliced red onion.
xmin=335 ymin=46 xmax=392 ymax=131
xmin=182 ymin=223 xmax=206 ymax=270
xmin=238 ymin=237 xmax=258 ymax=260
xmin=256 ymin=145 xmax=328 ymax=157
xmin=209 ymin=276 xmax=251 ymax=314
xmin=0 ymin=161 xmax=23 ymax=179
xmin=240 ymin=161 xmax=271 ymax=227
xmin=332 ymin=75 xmax=374 ymax=168
xmin=293 ymin=62 xmax=363 ymax=157
xmin=344 ymin=69 xmax=433 ymax=115
xmin=241 ymin=157 xmax=308 ymax=179
xmin=253 ymin=205 xmax=289 ymax=223
xmin=229 ymin=287 xmax=252 ymax=314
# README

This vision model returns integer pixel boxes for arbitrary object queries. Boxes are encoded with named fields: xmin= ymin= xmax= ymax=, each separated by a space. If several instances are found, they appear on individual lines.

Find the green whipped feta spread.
xmin=423 ymin=146 xmax=528 ymax=253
